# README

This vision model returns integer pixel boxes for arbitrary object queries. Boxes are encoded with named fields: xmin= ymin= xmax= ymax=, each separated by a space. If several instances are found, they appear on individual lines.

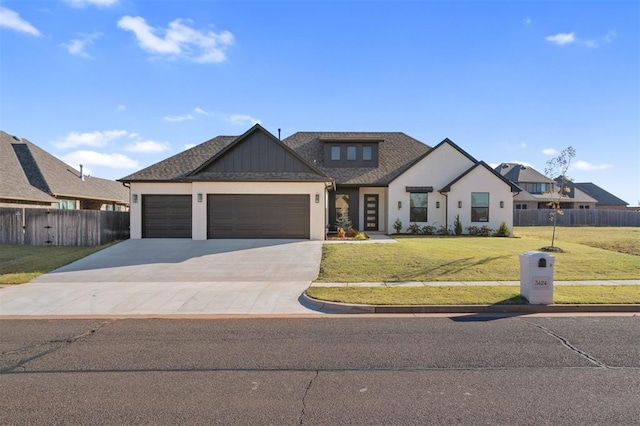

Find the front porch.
xmin=327 ymin=187 xmax=388 ymax=233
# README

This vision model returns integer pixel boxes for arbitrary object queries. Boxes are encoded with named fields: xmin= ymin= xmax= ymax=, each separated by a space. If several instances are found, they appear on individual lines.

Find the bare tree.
xmin=544 ymin=146 xmax=576 ymax=250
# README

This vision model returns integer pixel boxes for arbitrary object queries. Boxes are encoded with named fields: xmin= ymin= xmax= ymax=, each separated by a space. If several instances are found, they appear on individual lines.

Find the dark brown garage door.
xmin=208 ymin=194 xmax=310 ymax=239
xmin=142 ymin=195 xmax=192 ymax=238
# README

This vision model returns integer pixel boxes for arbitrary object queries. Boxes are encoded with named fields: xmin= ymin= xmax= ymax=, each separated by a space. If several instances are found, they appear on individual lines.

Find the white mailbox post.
xmin=519 ymin=251 xmax=555 ymax=304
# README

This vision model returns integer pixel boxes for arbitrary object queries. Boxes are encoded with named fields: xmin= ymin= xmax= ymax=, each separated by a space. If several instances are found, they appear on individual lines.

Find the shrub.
xmin=393 ymin=219 xmax=403 ymax=234
xmin=467 ymin=225 xmax=494 ymax=237
xmin=346 ymin=228 xmax=357 ymax=238
xmin=494 ymin=221 xmax=511 ymax=237
xmin=453 ymin=214 xmax=463 ymax=235
xmin=354 ymin=232 xmax=367 ymax=240
xmin=436 ymin=225 xmax=451 ymax=236
xmin=421 ymin=225 xmax=436 ymax=235
xmin=337 ymin=227 xmax=346 ymax=238
xmin=407 ymin=223 xmax=422 ymax=235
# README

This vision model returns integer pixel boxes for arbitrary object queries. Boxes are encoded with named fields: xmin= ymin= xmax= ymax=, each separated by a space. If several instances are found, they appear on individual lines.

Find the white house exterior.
xmin=120 ymin=125 xmax=518 ymax=240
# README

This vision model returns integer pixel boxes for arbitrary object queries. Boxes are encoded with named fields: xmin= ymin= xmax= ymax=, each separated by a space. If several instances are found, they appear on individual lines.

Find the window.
xmin=363 ymin=146 xmax=372 ymax=161
xmin=53 ymin=199 xmax=77 ymax=210
xmin=521 ymin=182 xmax=553 ymax=194
xmin=579 ymin=205 xmax=590 ymax=209
xmin=331 ymin=146 xmax=341 ymax=161
xmin=347 ymin=146 xmax=356 ymax=161
xmin=335 ymin=194 xmax=351 ymax=228
xmin=409 ymin=193 xmax=428 ymax=222
xmin=471 ymin=192 xmax=489 ymax=222
xmin=515 ymin=204 xmax=528 ymax=210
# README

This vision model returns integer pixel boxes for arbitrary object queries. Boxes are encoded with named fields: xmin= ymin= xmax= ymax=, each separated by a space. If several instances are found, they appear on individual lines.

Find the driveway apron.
xmin=0 ymin=239 xmax=323 ymax=316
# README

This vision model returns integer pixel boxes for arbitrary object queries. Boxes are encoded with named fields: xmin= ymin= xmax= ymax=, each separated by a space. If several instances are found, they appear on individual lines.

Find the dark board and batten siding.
xmin=202 ymin=132 xmax=314 ymax=173
xmin=208 ymin=194 xmax=310 ymax=239
xmin=142 ymin=195 xmax=192 ymax=238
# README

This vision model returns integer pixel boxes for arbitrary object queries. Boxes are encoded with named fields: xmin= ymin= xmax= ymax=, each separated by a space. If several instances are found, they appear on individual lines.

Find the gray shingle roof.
xmin=573 ymin=182 xmax=628 ymax=206
xmin=0 ymin=130 xmax=129 ymax=204
xmin=495 ymin=163 xmax=554 ymax=183
xmin=283 ymin=131 xmax=431 ymax=185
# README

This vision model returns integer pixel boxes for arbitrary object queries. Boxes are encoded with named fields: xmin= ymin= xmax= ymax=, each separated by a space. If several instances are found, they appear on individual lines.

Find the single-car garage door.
xmin=142 ymin=195 xmax=192 ymax=238
xmin=208 ymin=194 xmax=310 ymax=239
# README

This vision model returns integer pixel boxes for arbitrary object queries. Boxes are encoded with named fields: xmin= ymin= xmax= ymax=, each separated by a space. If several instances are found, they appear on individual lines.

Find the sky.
xmin=1 ymin=0 xmax=638 ymax=206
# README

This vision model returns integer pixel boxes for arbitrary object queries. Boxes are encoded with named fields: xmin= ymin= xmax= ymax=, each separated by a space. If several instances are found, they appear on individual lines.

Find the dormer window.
xmin=331 ymin=146 xmax=340 ymax=161
xmin=347 ymin=146 xmax=356 ymax=161
xmin=363 ymin=146 xmax=372 ymax=161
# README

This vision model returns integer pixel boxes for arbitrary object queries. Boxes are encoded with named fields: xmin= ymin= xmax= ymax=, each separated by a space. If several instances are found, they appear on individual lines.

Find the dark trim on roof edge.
xmin=187 ymin=124 xmax=332 ymax=180
xmin=440 ymin=161 xmax=521 ymax=193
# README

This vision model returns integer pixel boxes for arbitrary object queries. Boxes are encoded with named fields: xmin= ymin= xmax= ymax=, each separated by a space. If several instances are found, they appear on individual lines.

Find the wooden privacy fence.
xmin=514 ymin=209 xmax=640 ymax=227
xmin=0 ymin=207 xmax=129 ymax=246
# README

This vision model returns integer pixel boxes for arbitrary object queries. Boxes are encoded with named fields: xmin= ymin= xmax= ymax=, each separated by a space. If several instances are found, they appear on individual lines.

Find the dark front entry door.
xmin=364 ymin=194 xmax=379 ymax=231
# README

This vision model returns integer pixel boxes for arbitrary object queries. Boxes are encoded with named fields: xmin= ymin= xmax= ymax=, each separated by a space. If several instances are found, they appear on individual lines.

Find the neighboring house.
xmin=559 ymin=180 xmax=629 ymax=210
xmin=0 ymin=131 xmax=129 ymax=210
xmin=495 ymin=163 xmax=597 ymax=210
xmin=120 ymin=124 xmax=518 ymax=240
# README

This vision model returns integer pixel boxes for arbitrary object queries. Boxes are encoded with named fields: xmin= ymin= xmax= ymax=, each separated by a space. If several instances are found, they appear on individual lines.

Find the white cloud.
xmin=0 ymin=6 xmax=41 ymax=36
xmin=184 ymin=143 xmax=196 ymax=149
xmin=571 ymin=160 xmax=612 ymax=171
xmin=61 ymin=151 xmax=139 ymax=169
xmin=542 ymin=148 xmax=559 ymax=156
xmin=125 ymin=140 xmax=170 ymax=153
xmin=228 ymin=114 xmax=261 ymax=126
xmin=117 ymin=16 xmax=234 ymax=63
xmin=545 ymin=32 xmax=575 ymax=45
xmin=164 ymin=114 xmax=194 ymax=122
xmin=60 ymin=33 xmax=100 ymax=58
xmin=117 ymin=104 xmax=126 ymax=111
xmin=63 ymin=0 xmax=118 ymax=7
xmin=194 ymin=107 xmax=211 ymax=115
xmin=54 ymin=130 xmax=128 ymax=148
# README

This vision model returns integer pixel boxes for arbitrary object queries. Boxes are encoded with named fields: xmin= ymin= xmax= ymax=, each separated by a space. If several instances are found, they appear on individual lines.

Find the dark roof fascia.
xmin=318 ymin=137 xmax=384 ymax=143
xmin=440 ymin=161 xmax=520 ymax=193
xmin=188 ymin=124 xmax=331 ymax=179
xmin=185 ymin=178 xmax=333 ymax=183
xmin=334 ymin=183 xmax=388 ymax=188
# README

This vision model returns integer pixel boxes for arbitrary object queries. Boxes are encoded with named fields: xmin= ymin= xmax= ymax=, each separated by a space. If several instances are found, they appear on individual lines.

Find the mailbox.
xmin=519 ymin=251 xmax=555 ymax=304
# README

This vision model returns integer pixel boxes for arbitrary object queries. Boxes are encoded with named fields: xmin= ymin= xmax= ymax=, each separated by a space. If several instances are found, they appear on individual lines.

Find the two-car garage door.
xmin=207 ymin=194 xmax=310 ymax=239
xmin=142 ymin=194 xmax=310 ymax=239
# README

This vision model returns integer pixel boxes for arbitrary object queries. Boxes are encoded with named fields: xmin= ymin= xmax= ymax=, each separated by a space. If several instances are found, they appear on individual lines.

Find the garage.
xmin=142 ymin=195 xmax=192 ymax=238
xmin=208 ymin=194 xmax=310 ymax=239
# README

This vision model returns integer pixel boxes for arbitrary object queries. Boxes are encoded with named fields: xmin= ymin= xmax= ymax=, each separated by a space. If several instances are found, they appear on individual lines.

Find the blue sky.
xmin=1 ymin=0 xmax=638 ymax=205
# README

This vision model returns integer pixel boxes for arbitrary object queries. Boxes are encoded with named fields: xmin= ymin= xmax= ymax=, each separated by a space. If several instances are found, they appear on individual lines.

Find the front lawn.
xmin=306 ymin=285 xmax=640 ymax=305
xmin=0 ymin=243 xmax=118 ymax=284
xmin=317 ymin=227 xmax=640 ymax=282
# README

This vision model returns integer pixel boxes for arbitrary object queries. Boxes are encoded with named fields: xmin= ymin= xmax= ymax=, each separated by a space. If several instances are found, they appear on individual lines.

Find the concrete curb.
xmin=301 ymin=292 xmax=640 ymax=314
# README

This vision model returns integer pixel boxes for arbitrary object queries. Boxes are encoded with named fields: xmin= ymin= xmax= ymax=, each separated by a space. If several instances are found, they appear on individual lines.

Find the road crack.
xmin=299 ymin=370 xmax=319 ymax=425
xmin=0 ymin=321 xmax=113 ymax=374
xmin=523 ymin=320 xmax=608 ymax=368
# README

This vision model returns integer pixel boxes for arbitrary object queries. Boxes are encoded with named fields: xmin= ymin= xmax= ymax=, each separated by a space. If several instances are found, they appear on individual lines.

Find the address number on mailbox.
xmin=533 ymin=277 xmax=550 ymax=288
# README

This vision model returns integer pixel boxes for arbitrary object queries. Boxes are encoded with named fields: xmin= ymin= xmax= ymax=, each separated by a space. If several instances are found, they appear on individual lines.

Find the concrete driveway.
xmin=0 ymin=239 xmax=324 ymax=316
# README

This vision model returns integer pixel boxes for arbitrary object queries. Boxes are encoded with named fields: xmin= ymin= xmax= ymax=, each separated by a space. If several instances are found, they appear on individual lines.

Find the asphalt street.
xmin=1 ymin=315 xmax=639 ymax=425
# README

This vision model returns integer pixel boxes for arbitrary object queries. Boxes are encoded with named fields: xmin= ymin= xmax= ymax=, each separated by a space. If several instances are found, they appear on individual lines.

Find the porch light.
xmin=398 ymin=201 xmax=402 ymax=209
xmin=436 ymin=201 xmax=440 ymax=208
xmin=315 ymin=194 xmax=320 ymax=203
xmin=500 ymin=201 xmax=504 ymax=208
xmin=458 ymin=201 xmax=462 ymax=208
xmin=132 ymin=194 xmax=138 ymax=203
xmin=197 ymin=193 xmax=203 ymax=203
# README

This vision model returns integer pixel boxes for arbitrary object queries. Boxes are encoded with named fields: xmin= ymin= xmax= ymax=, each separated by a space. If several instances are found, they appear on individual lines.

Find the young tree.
xmin=544 ymin=146 xmax=576 ymax=250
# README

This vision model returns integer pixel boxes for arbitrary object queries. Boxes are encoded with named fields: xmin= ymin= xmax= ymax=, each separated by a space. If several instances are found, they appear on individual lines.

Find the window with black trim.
xmin=409 ymin=193 xmax=427 ymax=222
xmin=471 ymin=192 xmax=489 ymax=222
xmin=347 ymin=146 xmax=356 ymax=161
xmin=363 ymin=146 xmax=372 ymax=161
xmin=331 ymin=146 xmax=340 ymax=161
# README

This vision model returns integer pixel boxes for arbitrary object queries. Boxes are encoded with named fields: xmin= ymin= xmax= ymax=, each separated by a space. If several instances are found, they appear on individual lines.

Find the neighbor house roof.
xmin=572 ymin=182 xmax=628 ymax=206
xmin=441 ymin=161 xmax=521 ymax=193
xmin=283 ymin=131 xmax=431 ymax=185
xmin=0 ymin=131 xmax=129 ymax=204
xmin=495 ymin=163 xmax=554 ymax=183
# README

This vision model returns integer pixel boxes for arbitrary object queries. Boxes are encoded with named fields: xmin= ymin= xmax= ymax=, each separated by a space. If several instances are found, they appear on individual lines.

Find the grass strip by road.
xmin=318 ymin=227 xmax=640 ymax=282
xmin=306 ymin=285 xmax=640 ymax=305
xmin=0 ymin=242 xmax=119 ymax=284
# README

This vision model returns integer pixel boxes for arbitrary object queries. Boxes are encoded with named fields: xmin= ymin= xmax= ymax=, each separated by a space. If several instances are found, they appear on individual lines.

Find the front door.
xmin=364 ymin=194 xmax=379 ymax=231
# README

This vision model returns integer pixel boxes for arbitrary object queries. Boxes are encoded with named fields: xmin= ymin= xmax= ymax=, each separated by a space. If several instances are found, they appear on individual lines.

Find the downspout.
xmin=440 ymin=191 xmax=448 ymax=229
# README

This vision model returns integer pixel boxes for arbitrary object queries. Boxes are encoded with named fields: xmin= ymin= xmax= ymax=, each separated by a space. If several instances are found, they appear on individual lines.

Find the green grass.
xmin=0 ymin=242 xmax=119 ymax=284
xmin=306 ymin=285 xmax=640 ymax=305
xmin=318 ymin=227 xmax=640 ymax=282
